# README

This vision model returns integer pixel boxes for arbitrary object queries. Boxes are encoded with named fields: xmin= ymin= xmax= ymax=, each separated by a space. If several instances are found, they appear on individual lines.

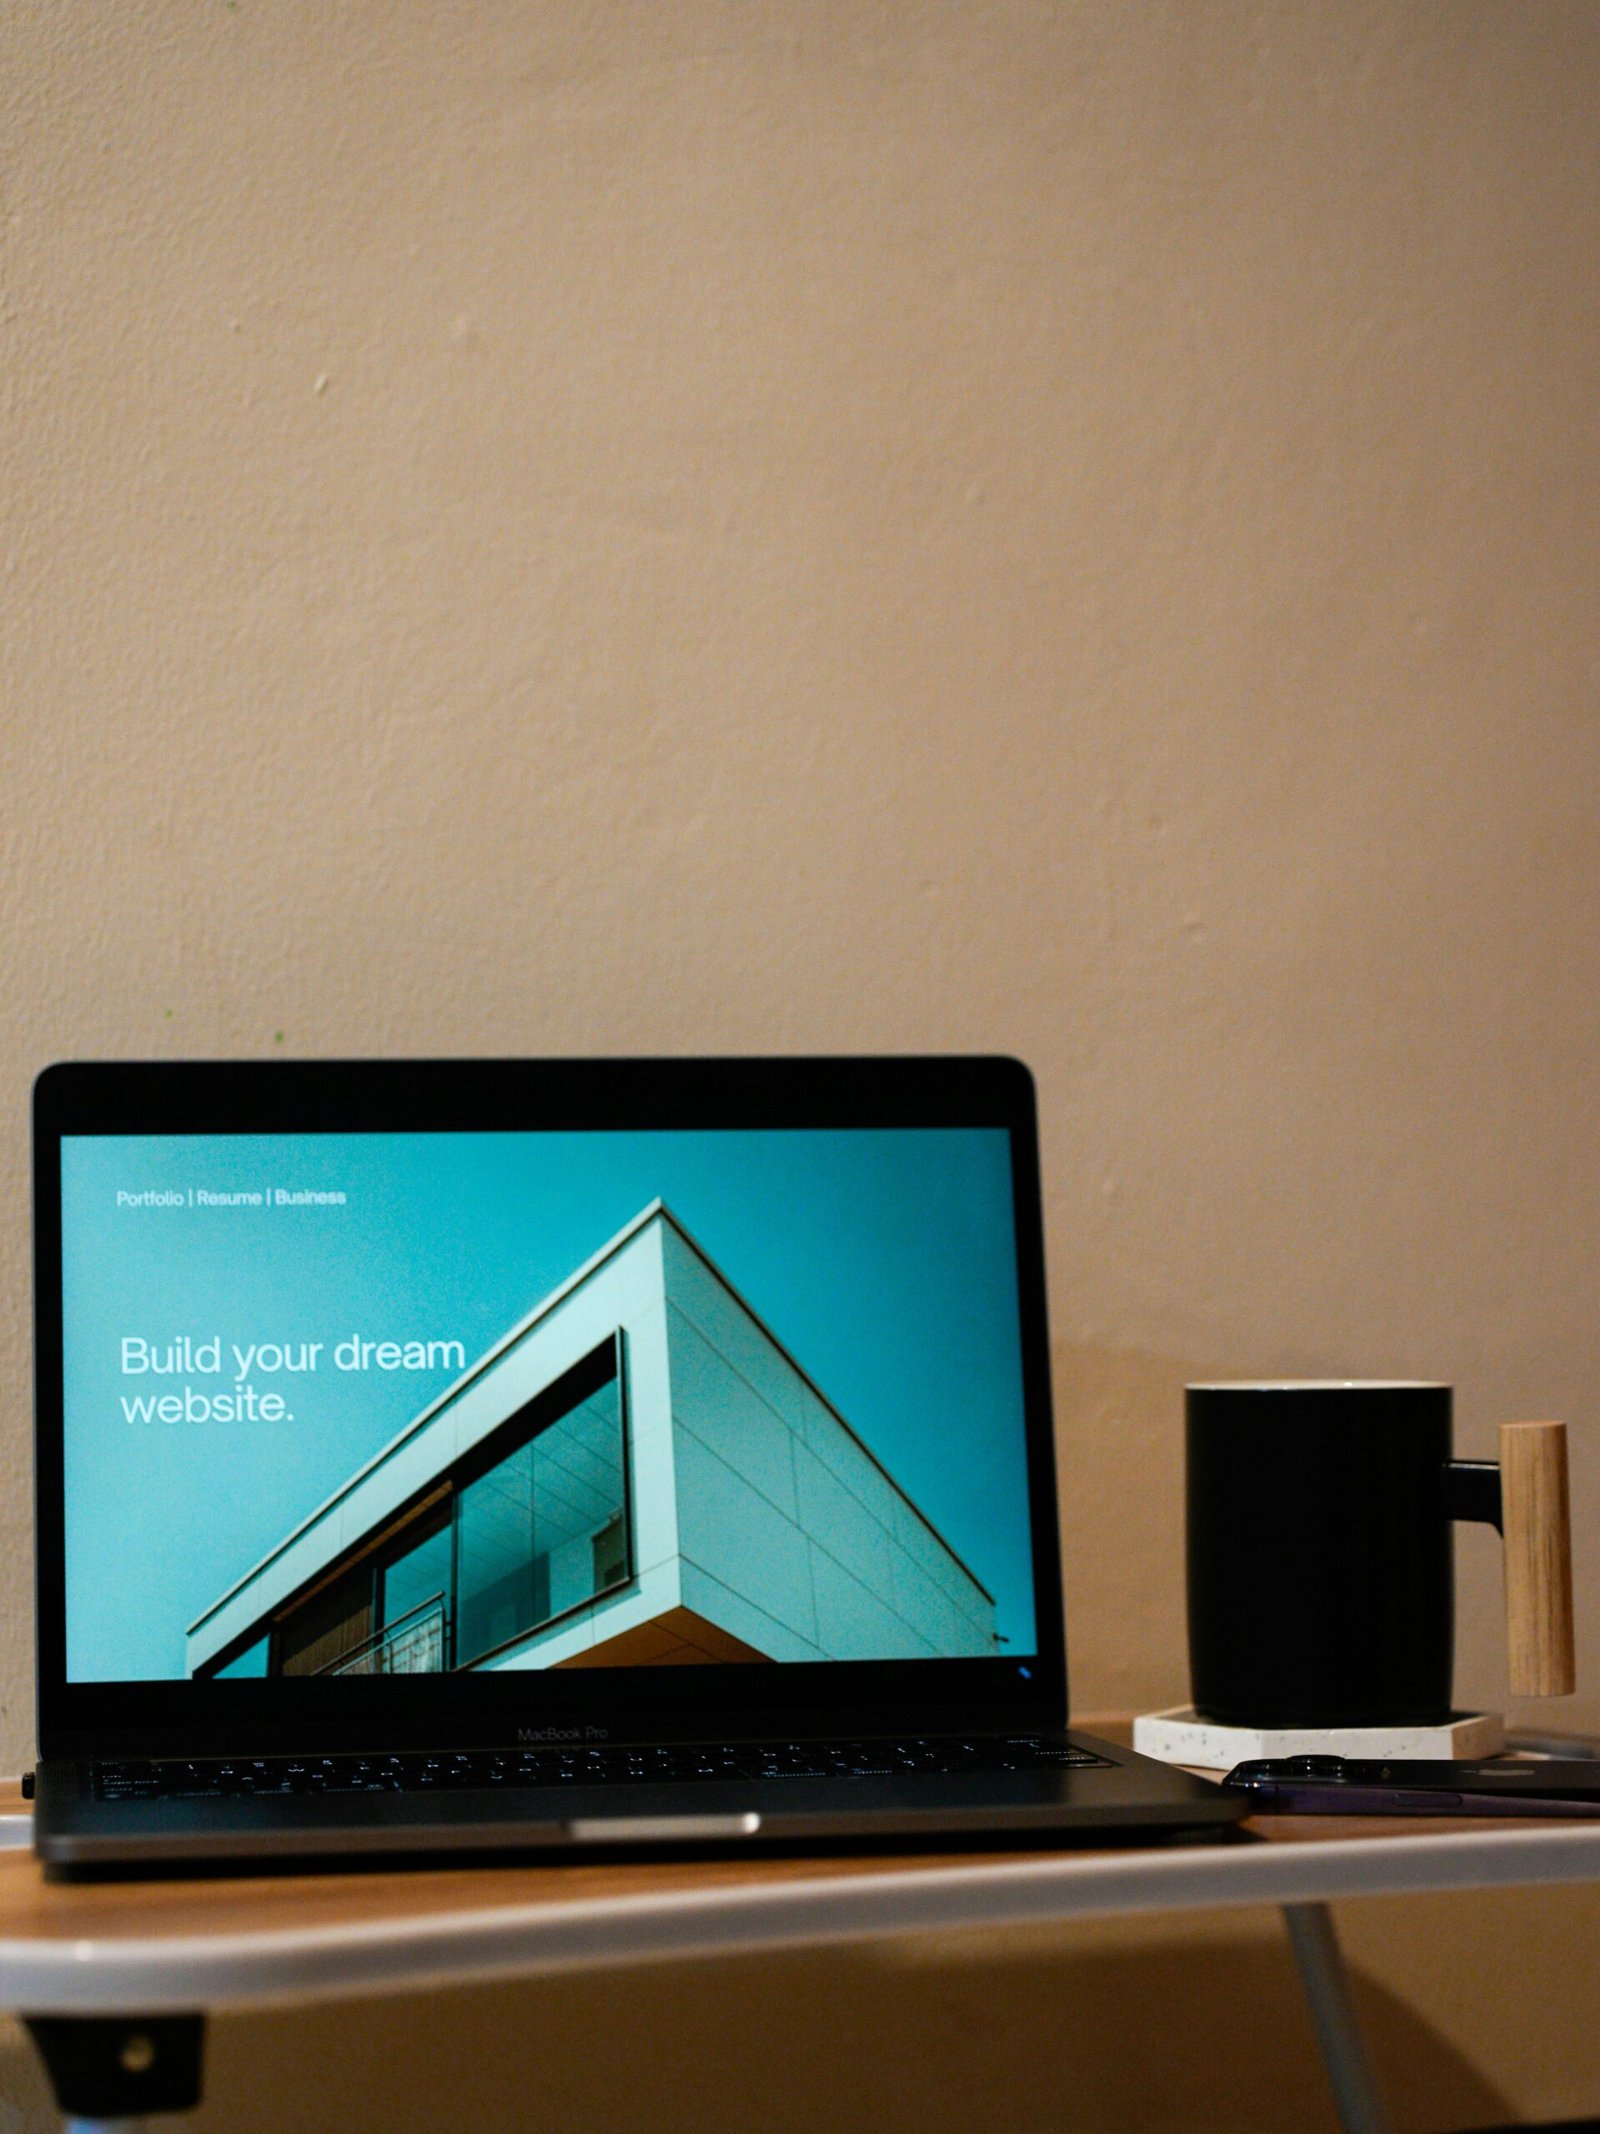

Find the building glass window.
xmin=200 ymin=1338 xmax=631 ymax=1679
xmin=592 ymin=1512 xmax=626 ymax=1593
xmin=215 ymin=1633 xmax=269 ymax=1679
xmin=456 ymin=1438 xmax=541 ymax=1665
xmin=381 ymin=1516 xmax=452 ymax=1631
xmin=455 ymin=1364 xmax=626 ymax=1667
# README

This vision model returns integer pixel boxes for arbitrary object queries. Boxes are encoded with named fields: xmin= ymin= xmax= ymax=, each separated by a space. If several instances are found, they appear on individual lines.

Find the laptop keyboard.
xmin=92 ymin=1736 xmax=1109 ymax=1802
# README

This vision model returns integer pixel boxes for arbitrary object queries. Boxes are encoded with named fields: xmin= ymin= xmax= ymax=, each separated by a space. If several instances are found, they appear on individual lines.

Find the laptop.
xmin=31 ymin=1056 xmax=1241 ymax=1874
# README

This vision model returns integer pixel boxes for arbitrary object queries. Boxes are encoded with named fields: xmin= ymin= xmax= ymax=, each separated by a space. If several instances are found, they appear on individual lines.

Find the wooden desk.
xmin=7 ymin=1780 xmax=1600 ymax=2133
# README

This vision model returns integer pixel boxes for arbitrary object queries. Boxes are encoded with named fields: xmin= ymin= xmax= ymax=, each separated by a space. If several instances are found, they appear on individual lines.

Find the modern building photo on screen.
xmin=61 ymin=1127 xmax=1035 ymax=1683
xmin=188 ymin=1203 xmax=1001 ymax=1680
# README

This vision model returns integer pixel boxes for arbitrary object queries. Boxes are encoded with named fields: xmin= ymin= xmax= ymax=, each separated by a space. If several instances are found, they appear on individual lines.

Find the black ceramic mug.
xmin=1186 ymin=1381 xmax=1574 ymax=1728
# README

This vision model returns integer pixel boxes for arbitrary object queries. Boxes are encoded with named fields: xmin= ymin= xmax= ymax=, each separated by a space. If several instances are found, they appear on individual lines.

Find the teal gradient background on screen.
xmin=60 ymin=1130 xmax=1037 ymax=1680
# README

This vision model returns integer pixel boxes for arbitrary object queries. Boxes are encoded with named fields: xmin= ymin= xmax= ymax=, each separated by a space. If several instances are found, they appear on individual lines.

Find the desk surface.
xmin=5 ymin=1780 xmax=1600 ymax=2015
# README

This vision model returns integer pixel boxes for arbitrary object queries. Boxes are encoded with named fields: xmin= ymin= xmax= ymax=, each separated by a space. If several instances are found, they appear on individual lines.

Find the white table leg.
xmin=1282 ymin=1901 xmax=1392 ymax=2134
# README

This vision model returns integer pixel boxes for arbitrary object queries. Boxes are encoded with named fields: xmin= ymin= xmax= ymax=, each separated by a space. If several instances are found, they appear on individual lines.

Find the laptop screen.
xmin=59 ymin=1123 xmax=1042 ymax=1689
xmin=35 ymin=1060 xmax=1063 ymax=1752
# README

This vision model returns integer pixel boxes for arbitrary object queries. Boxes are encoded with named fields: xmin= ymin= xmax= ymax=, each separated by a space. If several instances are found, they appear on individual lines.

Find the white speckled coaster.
xmin=1132 ymin=1704 xmax=1505 ymax=1771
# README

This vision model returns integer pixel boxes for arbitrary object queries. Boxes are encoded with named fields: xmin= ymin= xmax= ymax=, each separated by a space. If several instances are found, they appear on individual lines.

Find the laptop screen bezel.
xmin=34 ymin=1056 xmax=1068 ymax=1759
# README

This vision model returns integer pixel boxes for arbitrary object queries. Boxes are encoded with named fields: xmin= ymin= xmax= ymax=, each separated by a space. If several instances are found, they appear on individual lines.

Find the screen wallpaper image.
xmin=60 ymin=1129 xmax=1037 ymax=1684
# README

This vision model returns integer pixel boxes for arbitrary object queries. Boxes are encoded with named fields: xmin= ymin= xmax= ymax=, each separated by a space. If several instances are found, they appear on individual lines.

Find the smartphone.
xmin=1223 ymin=1754 xmax=1600 ymax=1817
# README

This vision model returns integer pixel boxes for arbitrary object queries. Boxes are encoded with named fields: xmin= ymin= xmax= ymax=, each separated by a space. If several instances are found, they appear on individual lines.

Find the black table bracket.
xmin=23 ymin=2011 xmax=206 ymax=2120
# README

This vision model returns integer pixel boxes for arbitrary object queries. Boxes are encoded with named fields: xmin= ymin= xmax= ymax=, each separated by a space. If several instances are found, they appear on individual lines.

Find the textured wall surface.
xmin=3 ymin=3 xmax=1598 ymax=2126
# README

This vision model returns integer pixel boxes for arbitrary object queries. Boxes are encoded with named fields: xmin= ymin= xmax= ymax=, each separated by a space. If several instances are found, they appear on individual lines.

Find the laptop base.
xmin=36 ymin=1731 xmax=1242 ymax=1877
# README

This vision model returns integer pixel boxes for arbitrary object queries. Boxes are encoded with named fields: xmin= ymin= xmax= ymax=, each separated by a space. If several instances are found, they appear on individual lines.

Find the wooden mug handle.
xmin=1500 ymin=1421 xmax=1576 ymax=1696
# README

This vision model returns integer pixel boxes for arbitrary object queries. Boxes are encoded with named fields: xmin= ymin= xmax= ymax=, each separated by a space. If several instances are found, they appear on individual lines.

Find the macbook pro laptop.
xmin=31 ymin=1056 xmax=1241 ymax=1873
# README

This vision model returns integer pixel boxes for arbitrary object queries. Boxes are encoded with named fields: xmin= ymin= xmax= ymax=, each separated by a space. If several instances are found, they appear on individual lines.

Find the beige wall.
xmin=3 ymin=2 xmax=1598 ymax=2125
